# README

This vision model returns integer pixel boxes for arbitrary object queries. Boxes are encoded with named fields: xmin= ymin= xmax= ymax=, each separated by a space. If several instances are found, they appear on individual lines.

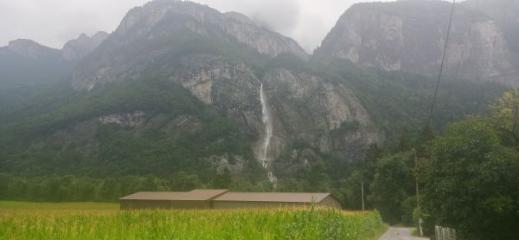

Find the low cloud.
xmin=196 ymin=0 xmax=370 ymax=52
xmin=0 ymin=0 xmax=393 ymax=52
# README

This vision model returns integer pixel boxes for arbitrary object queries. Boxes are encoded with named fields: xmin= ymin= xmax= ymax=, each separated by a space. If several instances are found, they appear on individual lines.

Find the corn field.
xmin=0 ymin=202 xmax=385 ymax=240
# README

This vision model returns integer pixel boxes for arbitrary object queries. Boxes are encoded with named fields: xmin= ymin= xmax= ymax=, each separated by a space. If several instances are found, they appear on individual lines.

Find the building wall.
xmin=120 ymin=200 xmax=211 ymax=210
xmin=120 ymin=196 xmax=342 ymax=210
xmin=213 ymin=199 xmax=341 ymax=209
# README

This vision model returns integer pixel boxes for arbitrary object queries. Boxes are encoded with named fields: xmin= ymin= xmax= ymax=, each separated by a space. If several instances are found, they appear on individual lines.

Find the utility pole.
xmin=414 ymin=149 xmax=420 ymax=209
xmin=361 ymin=179 xmax=365 ymax=212
xmin=414 ymin=149 xmax=423 ymax=236
xmin=360 ymin=150 xmax=366 ymax=213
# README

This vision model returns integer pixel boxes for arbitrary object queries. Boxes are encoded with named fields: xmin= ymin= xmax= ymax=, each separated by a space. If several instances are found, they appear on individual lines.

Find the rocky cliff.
xmin=315 ymin=0 xmax=519 ymax=85
xmin=65 ymin=0 xmax=380 ymax=181
xmin=72 ymin=0 xmax=308 ymax=91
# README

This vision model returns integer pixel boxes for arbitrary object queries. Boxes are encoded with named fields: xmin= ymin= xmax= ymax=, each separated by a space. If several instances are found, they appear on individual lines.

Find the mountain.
xmin=0 ymin=32 xmax=108 ymax=116
xmin=315 ymin=0 xmax=519 ymax=85
xmin=0 ymin=0 xmax=509 ymax=189
xmin=72 ymin=0 xmax=308 ymax=90
xmin=0 ymin=39 xmax=72 ymax=113
xmin=4 ymin=39 xmax=61 ymax=60
xmin=464 ymin=0 xmax=519 ymax=68
xmin=62 ymin=31 xmax=109 ymax=61
xmin=0 ymin=0 xmax=382 ymax=185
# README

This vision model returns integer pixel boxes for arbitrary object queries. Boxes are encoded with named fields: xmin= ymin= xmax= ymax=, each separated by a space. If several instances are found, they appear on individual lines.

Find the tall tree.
xmin=423 ymin=119 xmax=519 ymax=239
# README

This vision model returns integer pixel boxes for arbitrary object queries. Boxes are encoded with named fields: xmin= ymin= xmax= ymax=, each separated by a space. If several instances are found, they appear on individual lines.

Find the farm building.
xmin=212 ymin=192 xmax=341 ymax=209
xmin=120 ymin=189 xmax=341 ymax=210
xmin=120 ymin=189 xmax=228 ymax=210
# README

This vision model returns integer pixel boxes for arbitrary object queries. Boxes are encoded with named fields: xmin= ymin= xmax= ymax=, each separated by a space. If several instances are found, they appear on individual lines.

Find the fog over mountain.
xmin=0 ymin=0 xmax=394 ymax=52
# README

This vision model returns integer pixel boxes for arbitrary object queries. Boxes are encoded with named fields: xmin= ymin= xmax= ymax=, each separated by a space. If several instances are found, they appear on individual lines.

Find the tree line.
xmin=354 ymin=89 xmax=519 ymax=240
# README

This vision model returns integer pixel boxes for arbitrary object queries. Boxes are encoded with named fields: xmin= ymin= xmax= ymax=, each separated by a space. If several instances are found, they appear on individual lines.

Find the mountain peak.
xmin=315 ymin=0 xmax=518 ymax=84
xmin=62 ymin=31 xmax=109 ymax=61
xmin=7 ymin=39 xmax=59 ymax=59
xmin=73 ymin=0 xmax=307 ymax=90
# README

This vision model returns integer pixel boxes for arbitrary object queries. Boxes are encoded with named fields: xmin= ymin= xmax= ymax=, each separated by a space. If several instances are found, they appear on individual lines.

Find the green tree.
xmin=491 ymin=88 xmax=519 ymax=147
xmin=423 ymin=119 xmax=519 ymax=239
xmin=212 ymin=169 xmax=232 ymax=189
xmin=0 ymin=174 xmax=9 ymax=199
xmin=369 ymin=152 xmax=414 ymax=224
xmin=170 ymin=172 xmax=202 ymax=191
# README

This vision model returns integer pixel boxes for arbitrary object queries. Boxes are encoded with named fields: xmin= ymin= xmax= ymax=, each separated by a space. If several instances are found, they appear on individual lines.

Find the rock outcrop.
xmin=98 ymin=111 xmax=145 ymax=127
xmin=315 ymin=0 xmax=519 ymax=84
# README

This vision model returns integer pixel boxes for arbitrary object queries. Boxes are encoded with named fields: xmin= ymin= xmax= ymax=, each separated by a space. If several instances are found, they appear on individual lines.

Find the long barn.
xmin=120 ymin=189 xmax=341 ymax=210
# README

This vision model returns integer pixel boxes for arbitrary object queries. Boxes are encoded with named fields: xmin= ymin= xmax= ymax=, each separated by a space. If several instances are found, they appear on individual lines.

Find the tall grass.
xmin=0 ymin=202 xmax=385 ymax=240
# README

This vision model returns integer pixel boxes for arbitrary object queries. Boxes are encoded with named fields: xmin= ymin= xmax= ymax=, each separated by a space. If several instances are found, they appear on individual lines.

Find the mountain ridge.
xmin=315 ymin=0 xmax=519 ymax=85
xmin=0 ymin=0 xmax=512 ymax=188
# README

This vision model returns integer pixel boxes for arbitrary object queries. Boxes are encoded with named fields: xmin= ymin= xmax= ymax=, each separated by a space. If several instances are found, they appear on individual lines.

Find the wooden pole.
xmin=415 ymin=149 xmax=423 ymax=236
xmin=361 ymin=179 xmax=365 ymax=212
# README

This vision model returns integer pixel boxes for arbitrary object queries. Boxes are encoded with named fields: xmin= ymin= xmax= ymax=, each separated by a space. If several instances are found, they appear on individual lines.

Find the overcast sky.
xmin=0 ymin=0 xmax=395 ymax=52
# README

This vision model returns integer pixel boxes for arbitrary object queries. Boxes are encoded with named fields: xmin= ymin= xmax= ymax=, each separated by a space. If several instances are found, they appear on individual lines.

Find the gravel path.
xmin=378 ymin=227 xmax=430 ymax=240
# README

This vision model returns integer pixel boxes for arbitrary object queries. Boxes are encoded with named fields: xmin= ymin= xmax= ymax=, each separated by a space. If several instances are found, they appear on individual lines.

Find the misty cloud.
xmin=195 ymin=0 xmax=302 ymax=34
xmin=0 ymin=0 xmax=393 ymax=52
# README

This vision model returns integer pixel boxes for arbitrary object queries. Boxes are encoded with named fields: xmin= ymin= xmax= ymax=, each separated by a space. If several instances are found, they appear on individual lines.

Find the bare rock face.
xmin=72 ymin=0 xmax=308 ymax=90
xmin=315 ymin=0 xmax=519 ymax=84
xmin=169 ymin=54 xmax=264 ymax=138
xmin=98 ymin=111 xmax=145 ymax=127
xmin=261 ymin=69 xmax=382 ymax=164
xmin=222 ymin=12 xmax=308 ymax=60
xmin=62 ymin=32 xmax=108 ymax=61
xmin=166 ymin=55 xmax=382 ymax=167
xmin=464 ymin=0 xmax=519 ymax=80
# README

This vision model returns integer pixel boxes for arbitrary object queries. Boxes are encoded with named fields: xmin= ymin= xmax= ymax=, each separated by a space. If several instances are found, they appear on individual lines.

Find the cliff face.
xmin=62 ymin=0 xmax=380 ymax=180
xmin=315 ymin=0 xmax=519 ymax=84
xmin=464 ymin=0 xmax=519 ymax=73
xmin=72 ymin=0 xmax=308 ymax=91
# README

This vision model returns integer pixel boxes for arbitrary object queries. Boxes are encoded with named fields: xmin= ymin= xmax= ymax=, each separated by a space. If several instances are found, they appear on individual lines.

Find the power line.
xmin=417 ymin=1 xmax=457 ymax=235
xmin=428 ymin=0 xmax=457 ymax=126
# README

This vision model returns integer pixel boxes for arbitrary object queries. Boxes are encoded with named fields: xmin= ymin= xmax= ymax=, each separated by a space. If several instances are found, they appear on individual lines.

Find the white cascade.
xmin=259 ymin=83 xmax=277 ymax=184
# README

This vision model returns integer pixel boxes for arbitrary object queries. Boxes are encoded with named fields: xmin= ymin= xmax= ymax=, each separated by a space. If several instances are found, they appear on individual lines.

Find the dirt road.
xmin=379 ymin=227 xmax=430 ymax=240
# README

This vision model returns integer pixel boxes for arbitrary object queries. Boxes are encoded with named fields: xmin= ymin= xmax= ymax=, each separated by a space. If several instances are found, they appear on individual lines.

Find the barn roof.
xmin=213 ymin=192 xmax=331 ymax=203
xmin=120 ymin=189 xmax=228 ymax=201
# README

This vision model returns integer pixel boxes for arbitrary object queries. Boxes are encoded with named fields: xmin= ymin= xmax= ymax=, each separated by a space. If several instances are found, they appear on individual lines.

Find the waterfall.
xmin=259 ymin=83 xmax=277 ymax=183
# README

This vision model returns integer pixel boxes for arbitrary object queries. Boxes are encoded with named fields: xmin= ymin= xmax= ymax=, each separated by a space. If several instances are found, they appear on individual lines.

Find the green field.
xmin=0 ymin=202 xmax=386 ymax=240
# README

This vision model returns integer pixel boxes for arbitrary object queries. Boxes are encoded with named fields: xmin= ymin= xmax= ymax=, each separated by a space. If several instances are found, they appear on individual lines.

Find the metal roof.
xmin=213 ymin=192 xmax=331 ymax=203
xmin=120 ymin=189 xmax=229 ymax=201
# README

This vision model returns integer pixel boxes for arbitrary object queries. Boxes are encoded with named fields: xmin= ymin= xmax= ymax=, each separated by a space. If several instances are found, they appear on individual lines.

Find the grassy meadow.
xmin=0 ymin=201 xmax=386 ymax=240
